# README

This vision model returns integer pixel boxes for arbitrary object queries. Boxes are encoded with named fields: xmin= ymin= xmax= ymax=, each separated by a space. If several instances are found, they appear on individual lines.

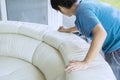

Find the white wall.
xmin=63 ymin=15 xmax=76 ymax=27
xmin=0 ymin=3 xmax=1 ymax=20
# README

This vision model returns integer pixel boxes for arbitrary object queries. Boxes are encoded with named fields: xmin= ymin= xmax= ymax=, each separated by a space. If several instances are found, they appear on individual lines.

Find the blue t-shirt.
xmin=75 ymin=1 xmax=120 ymax=54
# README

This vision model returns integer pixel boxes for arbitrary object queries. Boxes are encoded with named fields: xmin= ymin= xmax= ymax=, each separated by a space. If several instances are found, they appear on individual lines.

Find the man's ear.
xmin=58 ymin=6 xmax=67 ymax=10
xmin=58 ymin=6 xmax=63 ymax=10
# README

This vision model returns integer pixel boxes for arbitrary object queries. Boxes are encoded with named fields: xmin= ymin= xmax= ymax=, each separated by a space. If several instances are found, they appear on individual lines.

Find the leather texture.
xmin=0 ymin=21 xmax=116 ymax=80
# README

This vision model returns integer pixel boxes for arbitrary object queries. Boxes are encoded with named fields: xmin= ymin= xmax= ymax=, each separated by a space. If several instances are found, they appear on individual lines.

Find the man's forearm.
xmin=84 ymin=24 xmax=107 ymax=63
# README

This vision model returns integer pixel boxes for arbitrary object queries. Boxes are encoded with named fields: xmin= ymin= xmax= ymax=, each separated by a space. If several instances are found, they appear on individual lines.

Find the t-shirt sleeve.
xmin=77 ymin=8 xmax=100 ymax=37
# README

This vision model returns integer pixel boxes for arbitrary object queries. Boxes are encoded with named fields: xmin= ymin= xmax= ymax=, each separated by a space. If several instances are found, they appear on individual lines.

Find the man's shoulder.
xmin=77 ymin=1 xmax=98 ymax=13
xmin=78 ymin=1 xmax=98 ymax=8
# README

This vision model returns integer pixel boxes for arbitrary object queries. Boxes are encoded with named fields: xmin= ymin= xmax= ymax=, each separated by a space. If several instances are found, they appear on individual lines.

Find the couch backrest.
xmin=0 ymin=21 xmax=65 ymax=80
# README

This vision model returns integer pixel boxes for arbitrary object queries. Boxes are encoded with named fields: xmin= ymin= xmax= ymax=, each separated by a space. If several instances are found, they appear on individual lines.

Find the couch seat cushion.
xmin=0 ymin=56 xmax=45 ymax=80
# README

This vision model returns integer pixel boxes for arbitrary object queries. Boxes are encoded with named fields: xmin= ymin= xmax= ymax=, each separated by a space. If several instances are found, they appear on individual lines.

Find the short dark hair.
xmin=50 ymin=0 xmax=77 ymax=11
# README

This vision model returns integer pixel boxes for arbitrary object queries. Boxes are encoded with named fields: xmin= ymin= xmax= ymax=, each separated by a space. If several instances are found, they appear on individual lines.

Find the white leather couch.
xmin=0 ymin=21 xmax=116 ymax=80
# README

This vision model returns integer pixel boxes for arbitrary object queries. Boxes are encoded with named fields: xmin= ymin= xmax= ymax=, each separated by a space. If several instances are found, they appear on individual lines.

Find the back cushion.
xmin=43 ymin=31 xmax=90 ymax=64
xmin=0 ymin=34 xmax=41 ymax=63
xmin=33 ymin=43 xmax=65 ymax=80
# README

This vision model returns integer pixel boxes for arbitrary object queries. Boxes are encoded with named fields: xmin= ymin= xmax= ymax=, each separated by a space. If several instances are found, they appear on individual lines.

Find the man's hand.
xmin=58 ymin=26 xmax=70 ymax=33
xmin=65 ymin=60 xmax=88 ymax=73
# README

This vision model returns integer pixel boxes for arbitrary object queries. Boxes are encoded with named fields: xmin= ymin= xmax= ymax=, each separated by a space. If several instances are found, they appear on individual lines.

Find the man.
xmin=50 ymin=0 xmax=120 ymax=79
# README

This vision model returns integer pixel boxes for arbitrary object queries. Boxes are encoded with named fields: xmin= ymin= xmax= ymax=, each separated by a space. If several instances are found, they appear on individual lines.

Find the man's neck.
xmin=72 ymin=3 xmax=79 ymax=15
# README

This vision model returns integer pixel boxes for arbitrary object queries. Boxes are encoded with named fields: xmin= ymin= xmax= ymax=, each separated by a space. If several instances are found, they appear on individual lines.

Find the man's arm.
xmin=84 ymin=24 xmax=107 ymax=63
xmin=58 ymin=26 xmax=78 ymax=33
xmin=65 ymin=24 xmax=107 ymax=72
